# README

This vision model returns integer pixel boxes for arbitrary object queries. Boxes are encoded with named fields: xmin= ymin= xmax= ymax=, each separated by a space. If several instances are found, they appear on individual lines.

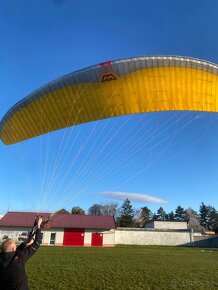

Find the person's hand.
xmin=37 ymin=215 xmax=43 ymax=228
xmin=26 ymin=238 xmax=34 ymax=246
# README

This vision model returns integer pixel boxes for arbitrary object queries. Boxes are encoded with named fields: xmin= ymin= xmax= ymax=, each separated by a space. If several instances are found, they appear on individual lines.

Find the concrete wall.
xmin=194 ymin=235 xmax=218 ymax=247
xmin=115 ymin=228 xmax=193 ymax=246
xmin=146 ymin=221 xmax=188 ymax=230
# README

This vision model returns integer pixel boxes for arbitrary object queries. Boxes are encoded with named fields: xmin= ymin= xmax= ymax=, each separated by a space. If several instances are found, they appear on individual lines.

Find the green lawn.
xmin=26 ymin=246 xmax=218 ymax=290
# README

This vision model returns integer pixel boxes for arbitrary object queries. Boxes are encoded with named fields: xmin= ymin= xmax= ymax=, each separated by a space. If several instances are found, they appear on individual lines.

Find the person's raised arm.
xmin=20 ymin=216 xmax=43 ymax=263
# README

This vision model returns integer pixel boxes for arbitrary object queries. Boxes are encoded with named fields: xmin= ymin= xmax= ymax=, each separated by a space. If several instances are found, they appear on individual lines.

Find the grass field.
xmin=26 ymin=246 xmax=218 ymax=290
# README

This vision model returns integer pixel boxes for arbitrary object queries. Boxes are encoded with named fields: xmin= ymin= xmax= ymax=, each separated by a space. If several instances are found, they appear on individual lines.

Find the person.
xmin=0 ymin=215 xmax=42 ymax=290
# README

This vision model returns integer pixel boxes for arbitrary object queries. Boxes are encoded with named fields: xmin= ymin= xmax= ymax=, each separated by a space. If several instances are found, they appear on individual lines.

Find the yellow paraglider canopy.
xmin=1 ymin=55 xmax=218 ymax=145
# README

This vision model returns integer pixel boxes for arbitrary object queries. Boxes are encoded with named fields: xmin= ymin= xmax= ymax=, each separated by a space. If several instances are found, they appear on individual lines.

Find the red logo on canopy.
xmin=100 ymin=61 xmax=112 ymax=67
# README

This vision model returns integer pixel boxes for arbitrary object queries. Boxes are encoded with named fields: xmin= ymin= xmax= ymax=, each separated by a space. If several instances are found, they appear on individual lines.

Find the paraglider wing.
xmin=1 ymin=55 xmax=218 ymax=145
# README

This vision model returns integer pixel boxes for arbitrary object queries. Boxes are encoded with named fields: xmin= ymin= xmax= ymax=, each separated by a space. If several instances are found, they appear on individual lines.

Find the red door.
xmin=63 ymin=229 xmax=84 ymax=246
xmin=91 ymin=233 xmax=103 ymax=246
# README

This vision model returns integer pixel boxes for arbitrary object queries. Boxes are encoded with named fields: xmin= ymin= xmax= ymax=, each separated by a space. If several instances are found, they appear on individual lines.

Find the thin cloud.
xmin=99 ymin=191 xmax=167 ymax=204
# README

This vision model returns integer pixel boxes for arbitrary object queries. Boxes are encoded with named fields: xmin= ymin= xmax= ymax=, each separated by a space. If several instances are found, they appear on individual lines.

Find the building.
xmin=0 ymin=212 xmax=115 ymax=247
xmin=145 ymin=221 xmax=188 ymax=230
xmin=1 ymin=212 xmax=203 ymax=247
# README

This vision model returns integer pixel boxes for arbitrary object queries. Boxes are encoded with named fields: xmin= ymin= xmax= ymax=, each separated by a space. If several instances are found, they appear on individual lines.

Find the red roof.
xmin=0 ymin=212 xmax=115 ymax=229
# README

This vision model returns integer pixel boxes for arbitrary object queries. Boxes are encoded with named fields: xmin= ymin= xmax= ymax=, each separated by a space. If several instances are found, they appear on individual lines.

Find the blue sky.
xmin=1 ymin=0 xmax=218 ymax=214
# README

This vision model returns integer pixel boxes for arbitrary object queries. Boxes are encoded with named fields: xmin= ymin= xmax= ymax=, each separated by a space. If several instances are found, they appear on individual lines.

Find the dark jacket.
xmin=0 ymin=229 xmax=41 ymax=290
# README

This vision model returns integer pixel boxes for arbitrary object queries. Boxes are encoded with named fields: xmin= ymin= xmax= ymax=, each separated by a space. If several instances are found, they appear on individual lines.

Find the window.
xmin=50 ymin=232 xmax=56 ymax=245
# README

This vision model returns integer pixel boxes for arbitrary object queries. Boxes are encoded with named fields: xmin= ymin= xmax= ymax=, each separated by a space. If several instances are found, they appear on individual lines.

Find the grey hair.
xmin=1 ymin=239 xmax=15 ymax=252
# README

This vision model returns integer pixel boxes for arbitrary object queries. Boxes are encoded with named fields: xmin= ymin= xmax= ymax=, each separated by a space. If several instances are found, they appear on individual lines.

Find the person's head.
xmin=1 ymin=239 xmax=17 ymax=253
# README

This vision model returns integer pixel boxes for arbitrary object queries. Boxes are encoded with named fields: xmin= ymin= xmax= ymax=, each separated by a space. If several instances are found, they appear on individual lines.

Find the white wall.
xmin=0 ymin=227 xmax=64 ymax=246
xmin=43 ymin=228 xmax=115 ymax=246
xmin=0 ymin=227 xmax=115 ymax=247
xmin=41 ymin=229 xmax=64 ymax=246
xmin=0 ymin=227 xmax=30 ymax=243
xmin=146 ymin=221 xmax=188 ymax=230
xmin=84 ymin=229 xmax=115 ymax=246
xmin=103 ymin=229 xmax=115 ymax=246
xmin=115 ymin=228 xmax=193 ymax=246
xmin=42 ymin=228 xmax=115 ymax=246
xmin=1 ymin=227 xmax=194 ymax=247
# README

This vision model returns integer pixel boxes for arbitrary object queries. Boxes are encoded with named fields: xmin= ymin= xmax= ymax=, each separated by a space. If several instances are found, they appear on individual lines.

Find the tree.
xmin=207 ymin=206 xmax=218 ymax=231
xmin=118 ymin=198 xmax=134 ymax=227
xmin=152 ymin=212 xmax=158 ymax=221
xmin=168 ymin=211 xmax=175 ymax=221
xmin=199 ymin=202 xmax=210 ymax=229
xmin=88 ymin=204 xmax=103 ymax=215
xmin=101 ymin=203 xmax=118 ymax=217
xmin=140 ymin=206 xmax=153 ymax=227
xmin=88 ymin=203 xmax=118 ymax=217
xmin=71 ymin=206 xmax=85 ymax=215
xmin=133 ymin=208 xmax=141 ymax=227
xmin=174 ymin=206 xmax=187 ymax=221
xmin=156 ymin=207 xmax=167 ymax=221
xmin=186 ymin=207 xmax=202 ymax=232
xmin=199 ymin=203 xmax=218 ymax=231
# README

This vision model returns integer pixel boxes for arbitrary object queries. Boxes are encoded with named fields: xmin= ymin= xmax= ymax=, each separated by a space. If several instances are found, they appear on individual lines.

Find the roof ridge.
xmin=7 ymin=211 xmax=52 ymax=214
